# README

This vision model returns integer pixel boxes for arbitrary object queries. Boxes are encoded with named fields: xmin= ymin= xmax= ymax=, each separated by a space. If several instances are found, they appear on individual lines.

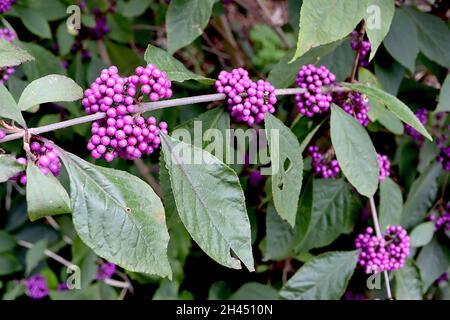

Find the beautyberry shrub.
xmin=307 ymin=145 xmax=340 ymax=179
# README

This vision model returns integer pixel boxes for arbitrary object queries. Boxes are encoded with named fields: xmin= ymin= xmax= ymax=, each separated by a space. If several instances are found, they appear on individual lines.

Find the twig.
xmin=349 ymin=21 xmax=366 ymax=83
xmin=17 ymin=239 xmax=75 ymax=269
xmin=369 ymin=197 xmax=393 ymax=300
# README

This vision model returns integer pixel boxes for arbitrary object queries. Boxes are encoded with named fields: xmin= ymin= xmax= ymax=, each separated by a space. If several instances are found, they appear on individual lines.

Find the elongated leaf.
xmin=0 ymin=39 xmax=34 ymax=69
xmin=0 ymin=155 xmax=24 ymax=182
xmin=160 ymin=133 xmax=254 ymax=271
xmin=117 ymin=0 xmax=150 ymax=17
xmin=166 ymin=0 xmax=215 ymax=54
xmin=401 ymin=163 xmax=441 ymax=229
xmin=25 ymin=239 xmax=47 ymax=275
xmin=436 ymin=74 xmax=450 ymax=113
xmin=330 ymin=104 xmax=378 ymax=197
xmin=342 ymin=82 xmax=432 ymax=140
xmin=265 ymin=204 xmax=295 ymax=261
xmin=410 ymin=222 xmax=434 ymax=248
xmin=379 ymin=177 xmax=403 ymax=230
xmin=364 ymin=0 xmax=395 ymax=60
xmin=57 ymin=149 xmax=172 ymax=278
xmin=26 ymin=163 xmax=71 ymax=221
xmin=21 ymin=43 xmax=66 ymax=80
xmin=395 ymin=259 xmax=423 ymax=300
xmin=417 ymin=237 xmax=450 ymax=291
xmin=299 ymin=122 xmax=323 ymax=153
xmin=0 ymin=231 xmax=15 ymax=253
xmin=16 ymin=8 xmax=51 ymax=39
xmin=0 ymin=85 xmax=26 ymax=128
xmin=231 ymin=283 xmax=279 ymax=300
xmin=294 ymin=179 xmax=360 ymax=253
xmin=265 ymin=113 xmax=303 ymax=227
xmin=144 ymin=44 xmax=214 ymax=84
xmin=0 ymin=253 xmax=22 ymax=276
xmin=291 ymin=0 xmax=365 ymax=61
xmin=405 ymin=8 xmax=450 ymax=68
xmin=280 ymin=251 xmax=358 ymax=300
xmin=18 ymin=75 xmax=83 ymax=111
xmin=384 ymin=8 xmax=418 ymax=73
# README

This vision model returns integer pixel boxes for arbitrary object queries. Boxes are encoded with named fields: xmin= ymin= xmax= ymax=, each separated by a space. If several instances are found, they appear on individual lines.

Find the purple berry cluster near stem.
xmin=83 ymin=65 xmax=170 ymax=161
xmin=96 ymin=262 xmax=116 ymax=280
xmin=429 ymin=202 xmax=450 ymax=232
xmin=355 ymin=225 xmax=410 ymax=274
xmin=0 ymin=0 xmax=15 ymax=14
xmin=351 ymin=30 xmax=371 ymax=67
xmin=25 ymin=275 xmax=48 ymax=300
xmin=405 ymin=108 xmax=428 ymax=142
xmin=295 ymin=65 xmax=335 ymax=117
xmin=9 ymin=141 xmax=62 ymax=185
xmin=0 ymin=27 xmax=17 ymax=84
xmin=333 ymin=91 xmax=370 ymax=126
xmin=307 ymin=145 xmax=340 ymax=179
xmin=377 ymin=153 xmax=390 ymax=182
xmin=438 ymin=145 xmax=450 ymax=171
xmin=215 ymin=68 xmax=276 ymax=126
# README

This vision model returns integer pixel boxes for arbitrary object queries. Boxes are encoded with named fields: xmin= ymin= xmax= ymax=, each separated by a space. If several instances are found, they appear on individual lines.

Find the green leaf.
xmin=264 ymin=204 xmax=295 ymax=261
xmin=342 ymin=83 xmax=432 ymax=141
xmin=26 ymin=163 xmax=71 ymax=221
xmin=269 ymin=40 xmax=345 ymax=88
xmin=364 ymin=0 xmax=395 ymax=60
xmin=0 ymin=231 xmax=15 ymax=253
xmin=280 ymin=251 xmax=358 ymax=300
xmin=395 ymin=259 xmax=423 ymax=300
xmin=160 ymin=133 xmax=254 ymax=271
xmin=15 ymin=8 xmax=51 ymax=39
xmin=410 ymin=222 xmax=434 ymax=248
xmin=25 ymin=239 xmax=47 ymax=275
xmin=264 ymin=113 xmax=303 ymax=227
xmin=166 ymin=0 xmax=215 ymax=54
xmin=299 ymin=121 xmax=324 ymax=153
xmin=57 ymin=149 xmax=172 ymax=278
xmin=21 ymin=42 xmax=66 ymax=80
xmin=417 ymin=237 xmax=450 ymax=291
xmin=319 ymin=39 xmax=354 ymax=82
xmin=436 ymin=74 xmax=450 ymax=113
xmin=104 ymin=39 xmax=141 ymax=75
xmin=18 ymin=75 xmax=83 ymax=111
xmin=144 ymin=44 xmax=213 ymax=84
xmin=418 ymin=140 xmax=439 ymax=173
xmin=401 ymin=163 xmax=442 ymax=229
xmin=291 ymin=0 xmax=366 ymax=61
xmin=379 ymin=177 xmax=403 ymax=231
xmin=117 ymin=0 xmax=150 ymax=17
xmin=294 ymin=179 xmax=360 ymax=253
xmin=0 ymin=39 xmax=34 ymax=69
xmin=374 ymin=60 xmax=405 ymax=96
xmin=0 ymin=155 xmax=24 ymax=183
xmin=56 ymin=23 xmax=75 ymax=56
xmin=330 ymin=104 xmax=378 ymax=197
xmin=384 ymin=8 xmax=418 ymax=73
xmin=405 ymin=8 xmax=450 ymax=68
xmin=231 ymin=283 xmax=279 ymax=300
xmin=0 ymin=253 xmax=22 ymax=276
xmin=0 ymin=84 xmax=27 ymax=127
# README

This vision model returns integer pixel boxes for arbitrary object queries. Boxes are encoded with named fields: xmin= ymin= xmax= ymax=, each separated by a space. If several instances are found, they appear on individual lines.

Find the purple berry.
xmin=25 ymin=275 xmax=48 ymax=300
xmin=96 ymin=262 xmax=116 ymax=280
xmin=350 ymin=30 xmax=371 ymax=67
xmin=333 ymin=91 xmax=370 ymax=126
xmin=307 ymin=145 xmax=340 ymax=179
xmin=0 ymin=27 xmax=17 ymax=83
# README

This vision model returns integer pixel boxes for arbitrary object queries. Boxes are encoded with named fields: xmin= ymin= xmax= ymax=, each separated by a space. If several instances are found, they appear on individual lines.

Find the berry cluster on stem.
xmin=0 ymin=27 xmax=17 ymax=83
xmin=307 ymin=145 xmax=340 ymax=179
xmin=24 ymin=275 xmax=48 ymax=300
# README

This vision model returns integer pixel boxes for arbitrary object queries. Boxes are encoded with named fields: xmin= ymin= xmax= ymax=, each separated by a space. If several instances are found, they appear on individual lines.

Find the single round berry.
xmin=295 ymin=65 xmax=335 ymax=117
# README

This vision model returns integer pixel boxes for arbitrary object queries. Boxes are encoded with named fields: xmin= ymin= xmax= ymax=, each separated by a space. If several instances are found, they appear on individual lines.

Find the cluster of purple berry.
xmin=429 ymin=202 xmax=450 ymax=232
xmin=307 ymin=145 xmax=340 ymax=179
xmin=377 ymin=153 xmax=390 ymax=182
xmin=295 ymin=65 xmax=335 ymax=117
xmin=333 ymin=91 xmax=370 ymax=126
xmin=9 ymin=141 xmax=61 ymax=185
xmin=0 ymin=27 xmax=17 ymax=84
xmin=96 ymin=262 xmax=116 ymax=280
xmin=351 ymin=31 xmax=371 ymax=67
xmin=405 ymin=108 xmax=428 ymax=142
xmin=24 ymin=275 xmax=48 ymax=300
xmin=355 ymin=225 xmax=410 ymax=274
xmin=438 ymin=145 xmax=450 ymax=172
xmin=215 ymin=68 xmax=277 ymax=126
xmin=88 ymin=7 xmax=112 ymax=40
xmin=0 ymin=0 xmax=15 ymax=13
xmin=83 ymin=65 xmax=170 ymax=161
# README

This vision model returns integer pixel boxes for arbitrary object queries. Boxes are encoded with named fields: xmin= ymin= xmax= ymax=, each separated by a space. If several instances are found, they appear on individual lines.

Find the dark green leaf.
xmin=330 ymin=104 xmax=378 ymax=197
xmin=280 ymin=251 xmax=358 ymax=300
xmin=231 ymin=283 xmax=279 ymax=300
xmin=56 ymin=23 xmax=75 ymax=56
xmin=410 ymin=222 xmax=434 ymax=248
xmin=265 ymin=113 xmax=303 ymax=227
xmin=436 ymin=74 xmax=450 ymax=113
xmin=264 ymin=204 xmax=295 ymax=261
xmin=379 ymin=177 xmax=403 ymax=230
xmin=21 ymin=42 xmax=66 ymax=80
xmin=15 ymin=7 xmax=51 ymax=39
xmin=401 ymin=163 xmax=441 ymax=228
xmin=417 ymin=237 xmax=450 ymax=291
xmin=117 ymin=0 xmax=150 ymax=17
xmin=0 ymin=253 xmax=22 ymax=276
xmin=0 ymin=39 xmax=34 ymax=69
xmin=364 ymin=0 xmax=395 ymax=60
xmin=26 ymin=163 xmax=71 ymax=221
xmin=57 ymin=149 xmax=172 ymax=278
xmin=144 ymin=44 xmax=213 ymax=84
xmin=25 ymin=239 xmax=47 ymax=275
xmin=0 ymin=154 xmax=24 ymax=182
xmin=0 ymin=231 xmax=15 ymax=253
xmin=395 ymin=259 xmax=423 ymax=300
xmin=160 ymin=133 xmax=254 ymax=271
